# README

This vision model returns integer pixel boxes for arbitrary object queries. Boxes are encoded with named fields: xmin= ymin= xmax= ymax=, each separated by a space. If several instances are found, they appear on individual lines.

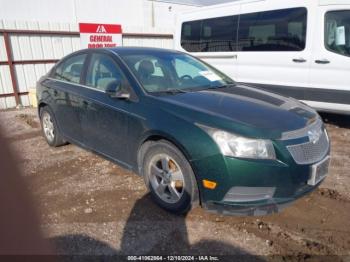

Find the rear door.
xmin=80 ymin=52 xmax=130 ymax=166
xmin=48 ymin=53 xmax=88 ymax=143
xmin=236 ymin=3 xmax=312 ymax=96
xmin=308 ymin=7 xmax=350 ymax=112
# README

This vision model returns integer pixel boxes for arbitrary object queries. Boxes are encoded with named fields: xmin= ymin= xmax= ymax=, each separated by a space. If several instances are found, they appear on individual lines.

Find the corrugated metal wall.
xmin=0 ymin=20 xmax=173 ymax=109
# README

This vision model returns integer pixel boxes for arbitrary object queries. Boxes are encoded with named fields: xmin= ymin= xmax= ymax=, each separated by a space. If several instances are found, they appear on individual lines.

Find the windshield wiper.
xmin=157 ymin=88 xmax=188 ymax=95
xmin=204 ymin=83 xmax=236 ymax=90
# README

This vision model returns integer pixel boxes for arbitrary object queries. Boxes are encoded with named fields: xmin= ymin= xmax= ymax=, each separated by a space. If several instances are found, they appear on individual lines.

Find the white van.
xmin=174 ymin=0 xmax=350 ymax=114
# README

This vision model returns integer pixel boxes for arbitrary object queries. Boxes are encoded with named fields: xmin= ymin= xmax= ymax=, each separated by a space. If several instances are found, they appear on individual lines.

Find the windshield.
xmin=120 ymin=52 xmax=235 ymax=93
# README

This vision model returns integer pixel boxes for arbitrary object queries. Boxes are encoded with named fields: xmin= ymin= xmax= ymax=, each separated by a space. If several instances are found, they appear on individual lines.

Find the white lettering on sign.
xmin=79 ymin=23 xmax=122 ymax=49
xmin=96 ymin=25 xmax=107 ymax=33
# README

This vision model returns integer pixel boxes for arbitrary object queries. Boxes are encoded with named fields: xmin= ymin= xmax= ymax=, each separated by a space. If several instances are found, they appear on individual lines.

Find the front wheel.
xmin=141 ymin=140 xmax=199 ymax=214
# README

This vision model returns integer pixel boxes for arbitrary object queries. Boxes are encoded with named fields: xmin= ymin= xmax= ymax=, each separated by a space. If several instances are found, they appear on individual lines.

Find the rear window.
xmin=52 ymin=54 xmax=87 ymax=84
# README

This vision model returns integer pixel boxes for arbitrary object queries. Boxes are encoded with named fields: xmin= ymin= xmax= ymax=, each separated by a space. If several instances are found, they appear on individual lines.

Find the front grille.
xmin=287 ymin=130 xmax=329 ymax=165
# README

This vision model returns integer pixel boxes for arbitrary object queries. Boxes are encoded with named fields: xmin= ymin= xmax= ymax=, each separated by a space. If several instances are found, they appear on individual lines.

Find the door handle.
xmin=53 ymin=90 xmax=58 ymax=96
xmin=315 ymin=59 xmax=330 ymax=64
xmin=82 ymin=100 xmax=89 ymax=107
xmin=293 ymin=58 xmax=307 ymax=63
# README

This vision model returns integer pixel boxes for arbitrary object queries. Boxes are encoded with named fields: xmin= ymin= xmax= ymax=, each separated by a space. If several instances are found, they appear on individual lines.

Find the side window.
xmin=86 ymin=54 xmax=126 ymax=91
xmin=52 ymin=54 xmax=87 ymax=84
xmin=325 ymin=10 xmax=350 ymax=57
xmin=181 ymin=16 xmax=238 ymax=52
xmin=181 ymin=20 xmax=201 ymax=52
xmin=201 ymin=16 xmax=238 ymax=52
xmin=238 ymin=7 xmax=307 ymax=52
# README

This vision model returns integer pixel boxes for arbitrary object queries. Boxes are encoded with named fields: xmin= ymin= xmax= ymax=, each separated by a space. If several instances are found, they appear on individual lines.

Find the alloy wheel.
xmin=42 ymin=112 xmax=55 ymax=143
xmin=148 ymin=154 xmax=185 ymax=204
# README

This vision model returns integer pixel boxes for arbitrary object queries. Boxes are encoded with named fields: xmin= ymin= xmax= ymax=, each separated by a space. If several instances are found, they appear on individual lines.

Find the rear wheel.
xmin=141 ymin=140 xmax=199 ymax=214
xmin=40 ymin=106 xmax=66 ymax=147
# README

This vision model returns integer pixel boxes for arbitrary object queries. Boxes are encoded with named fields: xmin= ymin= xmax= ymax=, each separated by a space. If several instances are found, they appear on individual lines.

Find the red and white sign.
xmin=79 ymin=23 xmax=122 ymax=49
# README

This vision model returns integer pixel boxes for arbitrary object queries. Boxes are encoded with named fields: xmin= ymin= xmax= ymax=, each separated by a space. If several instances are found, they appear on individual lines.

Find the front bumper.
xmin=190 ymin=117 xmax=330 ymax=216
xmin=202 ymin=180 xmax=321 ymax=216
xmin=191 ymin=151 xmax=330 ymax=216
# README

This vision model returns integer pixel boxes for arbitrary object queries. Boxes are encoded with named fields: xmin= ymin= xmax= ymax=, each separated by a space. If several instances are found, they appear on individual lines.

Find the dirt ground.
xmin=0 ymin=107 xmax=349 ymax=261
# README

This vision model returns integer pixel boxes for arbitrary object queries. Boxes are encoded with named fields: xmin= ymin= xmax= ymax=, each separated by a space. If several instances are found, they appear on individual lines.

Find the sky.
xmin=153 ymin=0 xmax=237 ymax=6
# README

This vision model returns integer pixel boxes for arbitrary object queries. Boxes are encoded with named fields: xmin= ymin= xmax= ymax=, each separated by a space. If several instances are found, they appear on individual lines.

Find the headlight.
xmin=200 ymin=126 xmax=276 ymax=160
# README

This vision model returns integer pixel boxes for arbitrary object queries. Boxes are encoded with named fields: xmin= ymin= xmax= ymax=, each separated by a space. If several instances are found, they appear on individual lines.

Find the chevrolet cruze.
xmin=37 ymin=47 xmax=330 ymax=215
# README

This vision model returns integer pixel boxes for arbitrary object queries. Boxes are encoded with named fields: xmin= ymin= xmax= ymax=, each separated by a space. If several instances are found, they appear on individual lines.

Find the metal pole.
xmin=3 ymin=32 xmax=20 ymax=106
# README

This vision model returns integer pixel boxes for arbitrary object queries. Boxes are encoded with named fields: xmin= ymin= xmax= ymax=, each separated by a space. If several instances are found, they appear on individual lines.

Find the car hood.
xmin=155 ymin=85 xmax=318 ymax=139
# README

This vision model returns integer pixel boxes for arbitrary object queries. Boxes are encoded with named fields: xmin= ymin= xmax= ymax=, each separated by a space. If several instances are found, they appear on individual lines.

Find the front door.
xmin=80 ymin=52 xmax=130 ymax=166
xmin=308 ymin=7 xmax=350 ymax=111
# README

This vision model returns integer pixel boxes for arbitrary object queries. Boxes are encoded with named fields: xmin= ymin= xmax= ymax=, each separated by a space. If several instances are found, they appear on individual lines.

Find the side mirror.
xmin=105 ymin=80 xmax=131 ymax=100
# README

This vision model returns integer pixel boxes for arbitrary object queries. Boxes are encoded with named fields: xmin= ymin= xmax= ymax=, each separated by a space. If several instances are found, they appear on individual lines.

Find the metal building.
xmin=0 ymin=0 xmax=199 ymax=109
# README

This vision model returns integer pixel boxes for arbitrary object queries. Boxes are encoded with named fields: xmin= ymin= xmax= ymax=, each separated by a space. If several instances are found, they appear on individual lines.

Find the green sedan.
xmin=37 ymin=47 xmax=330 ymax=216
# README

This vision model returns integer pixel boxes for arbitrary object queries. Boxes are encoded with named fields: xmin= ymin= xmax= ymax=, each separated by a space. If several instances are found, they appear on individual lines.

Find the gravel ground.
xmin=0 ymin=108 xmax=349 ymax=261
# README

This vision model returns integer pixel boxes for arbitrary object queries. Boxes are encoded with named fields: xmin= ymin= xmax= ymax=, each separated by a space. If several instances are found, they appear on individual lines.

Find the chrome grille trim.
xmin=281 ymin=118 xmax=322 ymax=140
xmin=287 ymin=130 xmax=330 ymax=165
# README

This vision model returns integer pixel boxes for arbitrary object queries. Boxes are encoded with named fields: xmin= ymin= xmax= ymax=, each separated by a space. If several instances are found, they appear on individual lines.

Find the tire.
xmin=40 ymin=106 xmax=66 ymax=147
xmin=141 ymin=140 xmax=199 ymax=214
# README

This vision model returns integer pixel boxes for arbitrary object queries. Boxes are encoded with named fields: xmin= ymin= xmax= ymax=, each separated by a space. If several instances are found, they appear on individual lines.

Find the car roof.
xmin=76 ymin=46 xmax=183 ymax=56
xmin=55 ymin=47 xmax=187 ymax=75
xmin=110 ymin=46 xmax=183 ymax=56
